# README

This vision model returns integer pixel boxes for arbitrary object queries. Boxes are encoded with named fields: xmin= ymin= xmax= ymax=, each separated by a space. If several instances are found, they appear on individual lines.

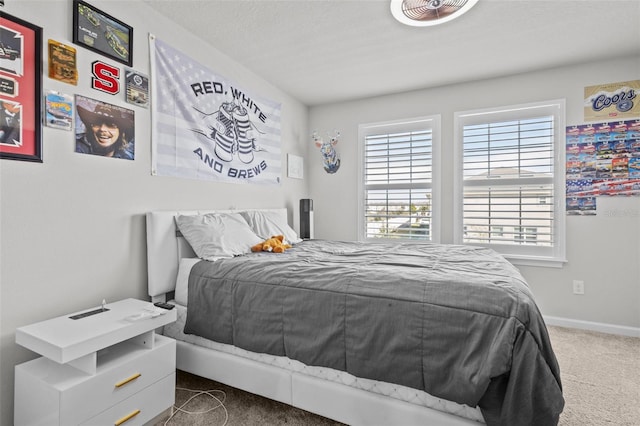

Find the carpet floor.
xmin=155 ymin=326 xmax=640 ymax=426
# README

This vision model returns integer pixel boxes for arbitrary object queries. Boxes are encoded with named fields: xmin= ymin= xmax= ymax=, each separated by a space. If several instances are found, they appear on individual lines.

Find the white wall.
xmin=0 ymin=1 xmax=309 ymax=424
xmin=308 ymin=56 xmax=640 ymax=330
xmin=1 ymin=1 xmax=638 ymax=424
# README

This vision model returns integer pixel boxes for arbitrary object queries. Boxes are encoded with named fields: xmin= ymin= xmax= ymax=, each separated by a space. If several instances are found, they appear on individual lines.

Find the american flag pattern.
xmin=150 ymin=36 xmax=282 ymax=185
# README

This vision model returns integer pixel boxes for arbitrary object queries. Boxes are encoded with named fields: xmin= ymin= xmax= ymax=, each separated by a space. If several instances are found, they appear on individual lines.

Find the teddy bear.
xmin=251 ymin=235 xmax=292 ymax=253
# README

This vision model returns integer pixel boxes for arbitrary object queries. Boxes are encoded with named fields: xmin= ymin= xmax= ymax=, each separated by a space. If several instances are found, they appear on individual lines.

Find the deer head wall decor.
xmin=312 ymin=130 xmax=341 ymax=174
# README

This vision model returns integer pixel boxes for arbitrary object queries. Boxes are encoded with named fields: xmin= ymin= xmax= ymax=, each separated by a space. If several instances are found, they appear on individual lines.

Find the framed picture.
xmin=125 ymin=68 xmax=149 ymax=108
xmin=287 ymin=154 xmax=304 ymax=179
xmin=72 ymin=0 xmax=133 ymax=66
xmin=0 ymin=13 xmax=43 ymax=162
xmin=75 ymin=95 xmax=135 ymax=160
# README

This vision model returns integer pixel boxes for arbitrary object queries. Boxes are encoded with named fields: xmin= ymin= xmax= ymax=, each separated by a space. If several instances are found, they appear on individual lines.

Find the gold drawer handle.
xmin=114 ymin=373 xmax=141 ymax=388
xmin=114 ymin=409 xmax=140 ymax=426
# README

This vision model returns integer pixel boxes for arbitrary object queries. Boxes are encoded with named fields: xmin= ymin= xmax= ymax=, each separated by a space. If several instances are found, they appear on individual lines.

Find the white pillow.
xmin=240 ymin=210 xmax=302 ymax=244
xmin=174 ymin=258 xmax=201 ymax=306
xmin=175 ymin=212 xmax=262 ymax=261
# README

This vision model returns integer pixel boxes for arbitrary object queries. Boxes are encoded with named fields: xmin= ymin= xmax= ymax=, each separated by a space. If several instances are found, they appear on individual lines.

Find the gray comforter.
xmin=184 ymin=240 xmax=564 ymax=425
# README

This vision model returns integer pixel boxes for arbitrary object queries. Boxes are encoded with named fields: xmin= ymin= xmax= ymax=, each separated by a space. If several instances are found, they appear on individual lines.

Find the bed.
xmin=146 ymin=208 xmax=564 ymax=426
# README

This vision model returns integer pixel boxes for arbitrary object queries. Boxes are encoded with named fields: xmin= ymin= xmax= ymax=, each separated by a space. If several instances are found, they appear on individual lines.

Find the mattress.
xmin=163 ymin=302 xmax=485 ymax=423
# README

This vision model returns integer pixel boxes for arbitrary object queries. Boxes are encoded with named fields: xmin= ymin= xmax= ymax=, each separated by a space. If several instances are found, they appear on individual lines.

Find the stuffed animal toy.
xmin=251 ymin=235 xmax=292 ymax=253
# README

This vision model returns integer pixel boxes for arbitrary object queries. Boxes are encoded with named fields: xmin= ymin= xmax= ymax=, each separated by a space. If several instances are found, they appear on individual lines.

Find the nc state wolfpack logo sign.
xmin=91 ymin=61 xmax=120 ymax=95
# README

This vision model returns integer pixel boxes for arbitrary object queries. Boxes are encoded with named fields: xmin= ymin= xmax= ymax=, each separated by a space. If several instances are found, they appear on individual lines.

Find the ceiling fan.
xmin=390 ymin=0 xmax=479 ymax=27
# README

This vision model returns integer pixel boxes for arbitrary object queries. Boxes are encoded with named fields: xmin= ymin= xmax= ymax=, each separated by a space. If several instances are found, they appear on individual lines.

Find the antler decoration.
xmin=313 ymin=130 xmax=341 ymax=174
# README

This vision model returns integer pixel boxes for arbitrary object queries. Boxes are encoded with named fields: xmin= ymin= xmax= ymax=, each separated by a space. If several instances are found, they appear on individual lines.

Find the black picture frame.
xmin=72 ymin=0 xmax=133 ymax=67
xmin=0 ymin=13 xmax=43 ymax=162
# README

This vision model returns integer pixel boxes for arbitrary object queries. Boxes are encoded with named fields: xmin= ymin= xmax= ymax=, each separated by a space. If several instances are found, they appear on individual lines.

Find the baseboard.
xmin=544 ymin=315 xmax=640 ymax=337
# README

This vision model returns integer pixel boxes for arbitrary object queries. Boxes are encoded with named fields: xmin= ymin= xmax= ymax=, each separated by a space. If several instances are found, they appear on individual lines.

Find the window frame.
xmin=358 ymin=115 xmax=441 ymax=243
xmin=453 ymin=100 xmax=567 ymax=267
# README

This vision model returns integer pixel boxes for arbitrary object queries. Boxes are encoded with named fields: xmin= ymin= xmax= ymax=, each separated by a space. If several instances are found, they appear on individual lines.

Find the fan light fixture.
xmin=390 ymin=0 xmax=479 ymax=27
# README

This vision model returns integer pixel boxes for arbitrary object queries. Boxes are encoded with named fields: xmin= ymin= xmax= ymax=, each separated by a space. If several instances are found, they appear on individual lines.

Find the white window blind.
xmin=359 ymin=117 xmax=439 ymax=241
xmin=455 ymin=101 xmax=566 ymax=265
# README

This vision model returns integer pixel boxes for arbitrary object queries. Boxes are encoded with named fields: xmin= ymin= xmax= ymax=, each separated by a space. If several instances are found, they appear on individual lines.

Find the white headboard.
xmin=145 ymin=208 xmax=288 ymax=299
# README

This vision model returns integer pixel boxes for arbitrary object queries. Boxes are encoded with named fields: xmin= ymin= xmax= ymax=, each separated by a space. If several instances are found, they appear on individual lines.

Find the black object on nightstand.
xmin=154 ymin=302 xmax=175 ymax=310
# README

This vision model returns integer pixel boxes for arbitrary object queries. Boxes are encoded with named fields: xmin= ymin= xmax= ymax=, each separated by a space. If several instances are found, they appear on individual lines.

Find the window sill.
xmin=503 ymin=254 xmax=567 ymax=269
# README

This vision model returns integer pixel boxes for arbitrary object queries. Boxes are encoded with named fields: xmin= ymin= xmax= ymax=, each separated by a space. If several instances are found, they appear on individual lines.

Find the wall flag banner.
xmin=149 ymin=35 xmax=282 ymax=185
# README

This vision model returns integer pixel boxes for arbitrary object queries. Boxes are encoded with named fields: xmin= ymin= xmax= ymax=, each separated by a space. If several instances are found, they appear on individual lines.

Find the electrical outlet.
xmin=573 ymin=280 xmax=585 ymax=295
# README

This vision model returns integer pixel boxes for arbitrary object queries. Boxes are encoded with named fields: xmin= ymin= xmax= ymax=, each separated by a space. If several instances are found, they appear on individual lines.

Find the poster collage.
xmin=1 ymin=1 xmax=148 ymax=162
xmin=3 ymin=1 xmax=281 ymax=180
xmin=566 ymin=80 xmax=640 ymax=215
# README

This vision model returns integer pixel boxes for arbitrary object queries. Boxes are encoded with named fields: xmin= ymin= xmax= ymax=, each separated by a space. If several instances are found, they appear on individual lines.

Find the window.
xmin=454 ymin=100 xmax=566 ymax=266
xmin=359 ymin=116 xmax=440 ymax=242
xmin=514 ymin=226 xmax=538 ymax=244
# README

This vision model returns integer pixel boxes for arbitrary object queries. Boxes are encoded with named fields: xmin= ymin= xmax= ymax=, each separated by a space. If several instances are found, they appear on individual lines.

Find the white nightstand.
xmin=14 ymin=298 xmax=177 ymax=426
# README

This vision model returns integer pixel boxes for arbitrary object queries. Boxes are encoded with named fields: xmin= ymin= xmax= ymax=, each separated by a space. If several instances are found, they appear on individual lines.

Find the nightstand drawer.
xmin=61 ymin=335 xmax=175 ymax=425
xmin=80 ymin=372 xmax=175 ymax=426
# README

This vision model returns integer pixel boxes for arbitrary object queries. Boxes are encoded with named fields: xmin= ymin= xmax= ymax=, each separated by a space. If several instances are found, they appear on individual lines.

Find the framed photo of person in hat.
xmin=75 ymin=95 xmax=135 ymax=160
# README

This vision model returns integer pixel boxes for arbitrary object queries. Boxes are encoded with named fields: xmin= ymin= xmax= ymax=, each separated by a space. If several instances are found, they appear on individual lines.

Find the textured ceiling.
xmin=143 ymin=0 xmax=640 ymax=106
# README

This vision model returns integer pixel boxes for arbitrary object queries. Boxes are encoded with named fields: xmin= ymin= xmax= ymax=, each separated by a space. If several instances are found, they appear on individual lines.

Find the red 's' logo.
xmin=91 ymin=61 xmax=120 ymax=95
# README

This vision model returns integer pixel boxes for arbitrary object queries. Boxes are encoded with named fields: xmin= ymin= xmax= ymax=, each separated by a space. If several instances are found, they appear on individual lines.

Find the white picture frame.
xmin=287 ymin=153 xmax=304 ymax=179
